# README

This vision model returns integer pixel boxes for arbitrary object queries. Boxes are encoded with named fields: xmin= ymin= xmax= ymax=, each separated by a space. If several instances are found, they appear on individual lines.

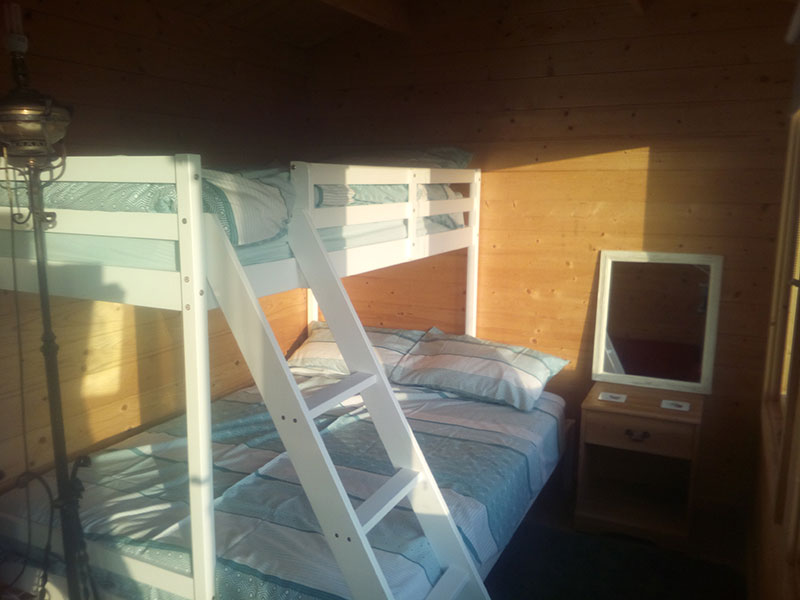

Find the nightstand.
xmin=575 ymin=381 xmax=703 ymax=541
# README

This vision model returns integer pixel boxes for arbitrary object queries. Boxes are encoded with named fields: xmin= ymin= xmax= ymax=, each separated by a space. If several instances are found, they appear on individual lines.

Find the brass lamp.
xmin=0 ymin=85 xmax=71 ymax=166
xmin=0 ymin=15 xmax=70 ymax=167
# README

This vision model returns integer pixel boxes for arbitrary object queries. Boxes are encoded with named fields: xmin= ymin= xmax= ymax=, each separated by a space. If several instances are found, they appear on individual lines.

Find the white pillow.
xmin=288 ymin=321 xmax=426 ymax=377
xmin=391 ymin=328 xmax=568 ymax=412
xmin=203 ymin=169 xmax=288 ymax=245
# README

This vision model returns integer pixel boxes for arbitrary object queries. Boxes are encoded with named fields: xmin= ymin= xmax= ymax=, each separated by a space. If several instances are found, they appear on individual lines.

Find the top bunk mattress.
xmin=1 ymin=164 xmax=471 ymax=272
xmin=0 ymin=370 xmax=565 ymax=600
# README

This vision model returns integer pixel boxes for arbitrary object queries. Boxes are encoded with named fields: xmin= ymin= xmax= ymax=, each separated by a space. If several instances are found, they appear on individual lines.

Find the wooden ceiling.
xmin=156 ymin=0 xmax=799 ymax=51
xmin=157 ymin=0 xmax=411 ymax=48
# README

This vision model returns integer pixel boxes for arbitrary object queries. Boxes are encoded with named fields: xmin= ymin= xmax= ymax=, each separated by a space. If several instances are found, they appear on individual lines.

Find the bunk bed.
xmin=0 ymin=155 xmax=569 ymax=599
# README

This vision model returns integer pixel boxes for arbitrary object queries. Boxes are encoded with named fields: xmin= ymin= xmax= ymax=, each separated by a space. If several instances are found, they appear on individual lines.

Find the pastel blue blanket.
xmin=0 ymin=372 xmax=564 ymax=599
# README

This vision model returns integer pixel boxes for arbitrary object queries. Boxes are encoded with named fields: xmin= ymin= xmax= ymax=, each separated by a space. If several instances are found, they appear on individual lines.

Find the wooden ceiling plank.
xmin=317 ymin=0 xmax=409 ymax=32
xmin=628 ymin=0 xmax=646 ymax=15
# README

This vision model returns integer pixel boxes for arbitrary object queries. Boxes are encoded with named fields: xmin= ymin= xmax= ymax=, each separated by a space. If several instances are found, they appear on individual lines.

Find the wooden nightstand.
xmin=575 ymin=381 xmax=703 ymax=541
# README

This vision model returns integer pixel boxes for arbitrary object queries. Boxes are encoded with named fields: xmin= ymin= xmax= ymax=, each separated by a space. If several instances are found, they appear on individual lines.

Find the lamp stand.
xmin=27 ymin=164 xmax=89 ymax=600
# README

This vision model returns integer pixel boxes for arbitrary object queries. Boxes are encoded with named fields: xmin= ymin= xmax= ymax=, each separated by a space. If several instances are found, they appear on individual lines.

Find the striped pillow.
xmin=287 ymin=321 xmax=426 ymax=377
xmin=390 ymin=328 xmax=568 ymax=411
xmin=202 ymin=169 xmax=288 ymax=246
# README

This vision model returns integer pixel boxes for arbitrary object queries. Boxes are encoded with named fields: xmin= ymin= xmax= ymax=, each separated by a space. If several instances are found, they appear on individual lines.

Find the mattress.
xmin=0 ymin=370 xmax=565 ymax=599
xmin=0 ymin=167 xmax=466 ymax=272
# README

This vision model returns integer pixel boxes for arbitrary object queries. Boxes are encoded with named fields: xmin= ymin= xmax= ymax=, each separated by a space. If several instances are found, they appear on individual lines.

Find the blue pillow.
xmin=390 ymin=328 xmax=568 ymax=411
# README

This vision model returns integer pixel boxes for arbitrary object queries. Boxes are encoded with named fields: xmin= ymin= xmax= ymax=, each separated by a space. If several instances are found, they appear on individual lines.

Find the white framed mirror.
xmin=592 ymin=250 xmax=723 ymax=394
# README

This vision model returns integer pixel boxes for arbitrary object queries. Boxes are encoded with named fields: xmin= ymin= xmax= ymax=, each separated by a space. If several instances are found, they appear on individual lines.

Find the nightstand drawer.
xmin=583 ymin=411 xmax=694 ymax=459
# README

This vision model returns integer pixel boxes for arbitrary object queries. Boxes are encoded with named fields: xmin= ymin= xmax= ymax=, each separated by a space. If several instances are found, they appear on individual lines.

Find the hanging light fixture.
xmin=0 ymin=4 xmax=91 ymax=599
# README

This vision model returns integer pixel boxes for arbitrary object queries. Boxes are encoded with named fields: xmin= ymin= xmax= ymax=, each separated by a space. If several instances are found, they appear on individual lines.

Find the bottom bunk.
xmin=0 ymin=330 xmax=568 ymax=600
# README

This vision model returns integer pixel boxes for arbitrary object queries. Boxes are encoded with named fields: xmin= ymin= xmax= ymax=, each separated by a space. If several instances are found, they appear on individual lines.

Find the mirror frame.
xmin=592 ymin=250 xmax=724 ymax=394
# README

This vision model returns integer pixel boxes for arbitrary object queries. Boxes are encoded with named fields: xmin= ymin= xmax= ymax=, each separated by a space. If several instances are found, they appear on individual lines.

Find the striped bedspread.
xmin=0 ymin=371 xmax=565 ymax=599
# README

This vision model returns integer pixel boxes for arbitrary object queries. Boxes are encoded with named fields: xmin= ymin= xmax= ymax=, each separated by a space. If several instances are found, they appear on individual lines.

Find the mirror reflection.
xmin=605 ymin=262 xmax=708 ymax=382
xmin=593 ymin=251 xmax=723 ymax=394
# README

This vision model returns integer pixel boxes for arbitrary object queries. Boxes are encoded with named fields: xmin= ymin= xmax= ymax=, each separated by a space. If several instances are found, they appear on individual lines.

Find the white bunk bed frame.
xmin=0 ymin=154 xmax=481 ymax=599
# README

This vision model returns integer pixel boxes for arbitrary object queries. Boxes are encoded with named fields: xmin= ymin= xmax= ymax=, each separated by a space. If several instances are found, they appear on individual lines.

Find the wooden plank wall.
xmin=0 ymin=292 xmax=306 ymax=486
xmin=0 ymin=1 xmax=308 ymax=162
xmin=342 ymin=250 xmax=470 ymax=334
xmin=0 ymin=0 xmax=794 ymax=532
xmin=0 ymin=1 xmax=310 ymax=488
xmin=304 ymin=0 xmax=796 ymax=510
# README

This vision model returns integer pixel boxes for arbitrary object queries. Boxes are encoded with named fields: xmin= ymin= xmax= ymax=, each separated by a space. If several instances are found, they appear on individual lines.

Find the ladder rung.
xmin=426 ymin=566 xmax=468 ymax=600
xmin=356 ymin=467 xmax=420 ymax=534
xmin=304 ymin=371 xmax=376 ymax=419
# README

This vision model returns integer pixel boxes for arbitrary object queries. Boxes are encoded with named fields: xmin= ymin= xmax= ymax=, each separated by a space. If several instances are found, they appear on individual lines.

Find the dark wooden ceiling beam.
xmin=317 ymin=0 xmax=409 ymax=33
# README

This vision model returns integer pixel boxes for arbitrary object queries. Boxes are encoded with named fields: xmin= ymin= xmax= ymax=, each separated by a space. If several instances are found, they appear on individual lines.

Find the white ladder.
xmin=205 ymin=211 xmax=489 ymax=600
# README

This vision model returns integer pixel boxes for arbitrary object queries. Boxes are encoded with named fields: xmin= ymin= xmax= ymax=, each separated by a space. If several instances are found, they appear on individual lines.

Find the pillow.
xmin=315 ymin=184 xmax=409 ymax=207
xmin=315 ymin=184 xmax=356 ymax=207
xmin=390 ymin=328 xmax=568 ymax=412
xmin=287 ymin=321 xmax=426 ymax=377
xmin=239 ymin=166 xmax=297 ymax=217
xmin=202 ymin=169 xmax=288 ymax=246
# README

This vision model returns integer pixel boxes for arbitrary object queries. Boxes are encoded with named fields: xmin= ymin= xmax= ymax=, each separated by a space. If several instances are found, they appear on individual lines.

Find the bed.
xmin=0 ymin=155 xmax=568 ymax=599
xmin=0 ymin=355 xmax=567 ymax=599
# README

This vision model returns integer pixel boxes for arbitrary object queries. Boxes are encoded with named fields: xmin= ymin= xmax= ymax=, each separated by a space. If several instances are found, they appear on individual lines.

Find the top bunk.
xmin=0 ymin=154 xmax=481 ymax=311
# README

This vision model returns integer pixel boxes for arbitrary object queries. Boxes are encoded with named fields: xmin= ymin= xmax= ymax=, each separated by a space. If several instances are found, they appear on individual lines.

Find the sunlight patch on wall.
xmin=476 ymin=145 xmax=652 ymax=381
xmin=78 ymin=301 xmax=140 ymax=437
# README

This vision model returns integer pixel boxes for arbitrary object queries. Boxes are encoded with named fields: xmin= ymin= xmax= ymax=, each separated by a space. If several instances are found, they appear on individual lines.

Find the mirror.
xmin=592 ymin=251 xmax=723 ymax=394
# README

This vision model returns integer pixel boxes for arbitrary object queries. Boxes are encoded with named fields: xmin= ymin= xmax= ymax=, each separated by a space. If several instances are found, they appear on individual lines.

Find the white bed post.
xmin=407 ymin=170 xmax=419 ymax=259
xmin=307 ymin=292 xmax=320 ymax=324
xmin=175 ymin=154 xmax=216 ymax=599
xmin=291 ymin=162 xmax=320 ymax=328
xmin=465 ymin=169 xmax=481 ymax=336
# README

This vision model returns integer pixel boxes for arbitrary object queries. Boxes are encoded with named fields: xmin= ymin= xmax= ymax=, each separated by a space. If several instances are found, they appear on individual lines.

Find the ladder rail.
xmin=205 ymin=206 xmax=488 ymax=600
xmin=289 ymin=210 xmax=490 ymax=600
xmin=305 ymin=371 xmax=376 ymax=419
xmin=205 ymin=214 xmax=395 ymax=599
xmin=356 ymin=468 xmax=419 ymax=534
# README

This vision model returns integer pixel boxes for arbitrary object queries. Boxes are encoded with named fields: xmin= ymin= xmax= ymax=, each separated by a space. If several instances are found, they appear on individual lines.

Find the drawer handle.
xmin=624 ymin=428 xmax=651 ymax=442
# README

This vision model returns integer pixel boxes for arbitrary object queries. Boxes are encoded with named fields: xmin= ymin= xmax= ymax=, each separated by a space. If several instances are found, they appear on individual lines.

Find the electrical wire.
xmin=8 ymin=473 xmax=54 ymax=600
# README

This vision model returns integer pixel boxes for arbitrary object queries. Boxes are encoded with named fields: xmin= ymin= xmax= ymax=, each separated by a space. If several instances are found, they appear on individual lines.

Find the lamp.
xmin=0 ymin=83 xmax=70 ymax=166
xmin=0 ymin=4 xmax=91 ymax=599
xmin=0 ymin=10 xmax=70 ymax=167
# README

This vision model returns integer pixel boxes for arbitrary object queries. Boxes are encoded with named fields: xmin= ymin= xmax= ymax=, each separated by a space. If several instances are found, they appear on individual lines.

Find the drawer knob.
xmin=624 ymin=428 xmax=651 ymax=442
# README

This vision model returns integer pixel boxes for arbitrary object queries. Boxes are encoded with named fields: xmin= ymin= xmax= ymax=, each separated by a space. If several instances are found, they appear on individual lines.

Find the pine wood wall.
xmin=0 ymin=0 xmax=795 ymax=520
xmin=305 ymin=0 xmax=796 ymax=509
xmin=0 ymin=1 xmax=310 ymax=488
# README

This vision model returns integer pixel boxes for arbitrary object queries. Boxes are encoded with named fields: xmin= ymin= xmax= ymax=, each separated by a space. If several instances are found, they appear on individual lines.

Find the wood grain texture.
xmin=345 ymin=250 xmax=469 ymax=334
xmin=0 ymin=0 xmax=792 ymax=552
xmin=318 ymin=0 xmax=409 ymax=32
xmin=304 ymin=0 xmax=795 ymax=515
xmin=0 ymin=287 xmax=307 ymax=489
xmin=0 ymin=0 xmax=311 ymax=489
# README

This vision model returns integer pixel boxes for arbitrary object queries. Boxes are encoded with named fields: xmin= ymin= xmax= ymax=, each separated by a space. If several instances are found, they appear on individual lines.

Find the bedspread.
xmin=0 ymin=372 xmax=564 ymax=599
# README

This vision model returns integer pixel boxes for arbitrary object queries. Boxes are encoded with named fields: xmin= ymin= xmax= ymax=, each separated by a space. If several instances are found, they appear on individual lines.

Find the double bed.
xmin=0 ymin=364 xmax=566 ymax=599
xmin=0 ymin=155 xmax=569 ymax=599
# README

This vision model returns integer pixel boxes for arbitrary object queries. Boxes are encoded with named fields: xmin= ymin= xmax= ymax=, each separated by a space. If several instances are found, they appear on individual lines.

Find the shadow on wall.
xmin=1 ymin=260 xmax=134 ymax=488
